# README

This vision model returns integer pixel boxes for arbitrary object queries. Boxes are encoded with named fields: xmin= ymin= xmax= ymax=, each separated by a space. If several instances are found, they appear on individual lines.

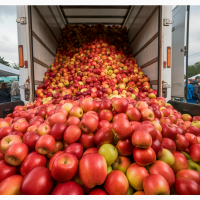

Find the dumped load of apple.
xmin=0 ymin=24 xmax=200 ymax=195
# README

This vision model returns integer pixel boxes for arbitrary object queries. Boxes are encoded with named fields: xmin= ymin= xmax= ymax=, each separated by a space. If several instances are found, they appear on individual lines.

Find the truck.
xmin=1 ymin=5 xmax=200 ymax=117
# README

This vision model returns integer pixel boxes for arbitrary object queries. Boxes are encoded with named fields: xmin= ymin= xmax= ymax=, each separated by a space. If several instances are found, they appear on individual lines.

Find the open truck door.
xmin=171 ymin=5 xmax=187 ymax=98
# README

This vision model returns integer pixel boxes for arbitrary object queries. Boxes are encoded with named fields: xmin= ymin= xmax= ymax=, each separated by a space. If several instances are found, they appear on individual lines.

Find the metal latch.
xmin=163 ymin=18 xmax=173 ymax=26
xmin=181 ymin=46 xmax=187 ymax=56
xmin=16 ymin=17 xmax=26 ymax=25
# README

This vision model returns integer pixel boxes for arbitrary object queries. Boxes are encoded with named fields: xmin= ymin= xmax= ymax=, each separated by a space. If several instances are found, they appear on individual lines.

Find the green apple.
xmin=98 ymin=144 xmax=118 ymax=166
xmin=158 ymin=148 xmax=175 ymax=166
xmin=107 ymin=166 xmax=113 ymax=175
xmin=127 ymin=185 xmax=134 ymax=195
xmin=181 ymin=151 xmax=192 ymax=160
xmin=191 ymin=121 xmax=200 ymax=130
xmin=188 ymin=160 xmax=200 ymax=172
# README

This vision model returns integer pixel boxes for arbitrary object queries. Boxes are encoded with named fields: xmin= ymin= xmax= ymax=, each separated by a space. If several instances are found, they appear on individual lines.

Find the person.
xmin=10 ymin=81 xmax=21 ymax=102
xmin=186 ymin=79 xmax=197 ymax=103
xmin=0 ymin=82 xmax=11 ymax=103
xmin=190 ymin=76 xmax=200 ymax=104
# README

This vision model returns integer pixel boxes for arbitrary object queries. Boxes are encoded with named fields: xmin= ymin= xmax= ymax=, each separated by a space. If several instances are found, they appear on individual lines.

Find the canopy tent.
xmin=189 ymin=74 xmax=200 ymax=80
xmin=0 ymin=63 xmax=20 ymax=77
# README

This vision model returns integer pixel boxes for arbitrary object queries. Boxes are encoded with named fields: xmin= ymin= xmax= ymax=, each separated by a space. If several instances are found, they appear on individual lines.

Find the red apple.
xmin=80 ymin=115 xmax=98 ymax=133
xmin=64 ymin=143 xmax=83 ymax=160
xmin=174 ymin=134 xmax=189 ymax=151
xmin=0 ymin=127 xmax=13 ymax=139
xmin=99 ymin=109 xmax=113 ymax=122
xmin=5 ymin=143 xmax=28 ymax=166
xmin=89 ymin=188 xmax=107 ymax=195
xmin=126 ymin=107 xmax=141 ymax=121
xmin=20 ymin=151 xmax=47 ymax=176
xmin=35 ymin=135 xmax=55 ymax=155
xmin=112 ymin=156 xmax=131 ymax=174
xmin=82 ymin=147 xmax=99 ymax=157
xmin=20 ymin=166 xmax=54 ymax=195
xmin=78 ymin=133 xmax=95 ymax=150
xmin=162 ymin=138 xmax=176 ymax=152
xmin=151 ymin=139 xmax=163 ymax=158
xmin=98 ymin=120 xmax=111 ymax=129
xmin=23 ymin=132 xmax=40 ymax=150
xmin=112 ymin=98 xmax=129 ymax=113
xmin=66 ymin=116 xmax=80 ymax=126
xmin=104 ymin=170 xmax=129 ymax=195
xmin=79 ymin=153 xmax=107 ymax=188
xmin=51 ymin=181 xmax=84 ymax=195
xmin=64 ymin=125 xmax=81 ymax=144
xmin=51 ymin=152 xmax=78 ymax=182
xmin=190 ymin=144 xmax=200 ymax=162
xmin=0 ymin=160 xmax=17 ymax=182
xmin=0 ymin=175 xmax=23 ymax=195
xmin=143 ymin=174 xmax=170 ymax=195
xmin=133 ymin=147 xmax=156 ymax=166
xmin=162 ymin=123 xmax=177 ymax=140
xmin=186 ymin=126 xmax=200 ymax=136
xmin=49 ymin=112 xmax=66 ymax=126
xmin=149 ymin=160 xmax=175 ymax=188
xmin=112 ymin=118 xmax=132 ymax=140
xmin=132 ymin=130 xmax=152 ymax=148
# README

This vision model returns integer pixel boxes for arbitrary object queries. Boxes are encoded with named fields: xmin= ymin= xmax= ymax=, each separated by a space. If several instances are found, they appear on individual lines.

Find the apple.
xmin=141 ymin=108 xmax=155 ymax=121
xmin=23 ymin=132 xmax=40 ymax=150
xmin=176 ymin=169 xmax=200 ymax=185
xmin=112 ymin=98 xmax=129 ymax=113
xmin=51 ymin=181 xmax=84 ymax=195
xmin=186 ymin=126 xmax=200 ymax=136
xmin=82 ymin=147 xmax=99 ymax=157
xmin=191 ymin=121 xmax=200 ymax=130
xmin=0 ymin=120 xmax=9 ymax=129
xmin=0 ymin=127 xmax=13 ymax=139
xmin=113 ymin=113 xmax=129 ymax=122
xmin=98 ymin=144 xmax=118 ymax=166
xmin=190 ymin=144 xmax=200 ymax=162
xmin=20 ymin=151 xmax=47 ymax=176
xmin=7 ymin=131 xmax=23 ymax=138
xmin=35 ymin=135 xmax=55 ymax=155
xmin=94 ymin=127 xmax=114 ymax=146
xmin=149 ymin=160 xmax=175 ymax=188
xmin=104 ymin=170 xmax=129 ymax=195
xmin=20 ymin=166 xmax=54 ymax=195
xmin=133 ymin=191 xmax=146 ymax=195
xmin=158 ymin=148 xmax=175 ymax=166
xmin=36 ymin=123 xmax=51 ymax=136
xmin=66 ymin=116 xmax=80 ymax=126
xmin=78 ymin=133 xmax=95 ymax=150
xmin=185 ymin=133 xmax=198 ymax=147
xmin=49 ymin=112 xmax=67 ymax=126
xmin=5 ymin=143 xmax=28 ymax=166
xmin=64 ymin=125 xmax=81 ymax=144
xmin=162 ymin=123 xmax=177 ymax=140
xmin=64 ymin=143 xmax=83 ymax=160
xmin=182 ymin=114 xmax=192 ymax=121
xmin=126 ymin=163 xmax=149 ymax=190
xmin=98 ymin=120 xmax=111 ymax=129
xmin=112 ymin=156 xmax=131 ymax=174
xmin=143 ymin=174 xmax=170 ymax=195
xmin=112 ymin=118 xmax=132 ymax=140
xmin=48 ymin=151 xmax=64 ymax=171
xmin=135 ymin=123 xmax=157 ymax=141
xmin=0 ymin=175 xmax=23 ymax=195
xmin=132 ymin=130 xmax=152 ymax=148
xmin=79 ymin=153 xmax=107 ymax=188
xmin=171 ymin=151 xmax=188 ymax=174
xmin=80 ymin=98 xmax=94 ymax=112
xmin=50 ymin=123 xmax=66 ymax=140
xmin=174 ymin=177 xmax=200 ymax=195
xmin=116 ymin=136 xmax=135 ymax=156
xmin=135 ymin=101 xmax=148 ymax=112
xmin=51 ymin=152 xmax=78 ymax=182
xmin=174 ymin=134 xmax=189 ymax=151
xmin=161 ymin=138 xmax=176 ymax=152
xmin=99 ymin=109 xmax=113 ymax=122
xmin=70 ymin=106 xmax=84 ymax=118
xmin=89 ymin=188 xmax=107 ymax=195
xmin=133 ymin=147 xmax=156 ymax=166
xmin=0 ymin=160 xmax=17 ymax=182
xmin=151 ymin=139 xmax=163 ymax=158
xmin=126 ymin=107 xmax=141 ymax=121
xmin=80 ymin=115 xmax=98 ymax=133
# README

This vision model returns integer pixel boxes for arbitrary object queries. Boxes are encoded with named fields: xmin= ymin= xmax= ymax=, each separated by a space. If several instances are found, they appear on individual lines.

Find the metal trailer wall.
xmin=127 ymin=6 xmax=159 ymax=91
xmin=31 ymin=6 xmax=65 ymax=90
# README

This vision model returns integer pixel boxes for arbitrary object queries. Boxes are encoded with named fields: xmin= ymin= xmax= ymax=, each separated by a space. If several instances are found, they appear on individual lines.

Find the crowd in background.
xmin=0 ymin=81 xmax=20 ymax=103
xmin=186 ymin=76 xmax=200 ymax=104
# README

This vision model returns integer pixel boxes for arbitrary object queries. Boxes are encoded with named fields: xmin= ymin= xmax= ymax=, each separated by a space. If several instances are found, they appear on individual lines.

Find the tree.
xmin=188 ymin=62 xmax=200 ymax=78
xmin=0 ymin=56 xmax=10 ymax=67
xmin=0 ymin=56 xmax=19 ymax=70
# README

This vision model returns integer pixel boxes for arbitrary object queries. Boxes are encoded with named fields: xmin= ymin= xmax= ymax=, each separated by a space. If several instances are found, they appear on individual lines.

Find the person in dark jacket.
xmin=0 ymin=82 xmax=11 ymax=103
xmin=190 ymin=76 xmax=200 ymax=103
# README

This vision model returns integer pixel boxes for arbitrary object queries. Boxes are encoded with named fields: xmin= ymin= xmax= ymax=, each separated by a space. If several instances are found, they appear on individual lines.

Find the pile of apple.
xmin=35 ymin=24 xmax=157 ymax=104
xmin=0 ymin=96 xmax=200 ymax=195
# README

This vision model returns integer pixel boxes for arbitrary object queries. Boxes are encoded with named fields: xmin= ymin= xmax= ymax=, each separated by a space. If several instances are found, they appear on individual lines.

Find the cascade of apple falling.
xmin=37 ymin=24 xmax=157 ymax=103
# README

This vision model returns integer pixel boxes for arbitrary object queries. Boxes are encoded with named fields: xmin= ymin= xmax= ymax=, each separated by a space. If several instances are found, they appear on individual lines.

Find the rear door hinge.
xmin=16 ymin=17 xmax=26 ymax=25
xmin=163 ymin=18 xmax=173 ymax=26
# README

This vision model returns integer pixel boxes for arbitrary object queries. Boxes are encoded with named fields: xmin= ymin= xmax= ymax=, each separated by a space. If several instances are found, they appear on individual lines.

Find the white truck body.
xmin=16 ymin=5 xmax=174 ymax=103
